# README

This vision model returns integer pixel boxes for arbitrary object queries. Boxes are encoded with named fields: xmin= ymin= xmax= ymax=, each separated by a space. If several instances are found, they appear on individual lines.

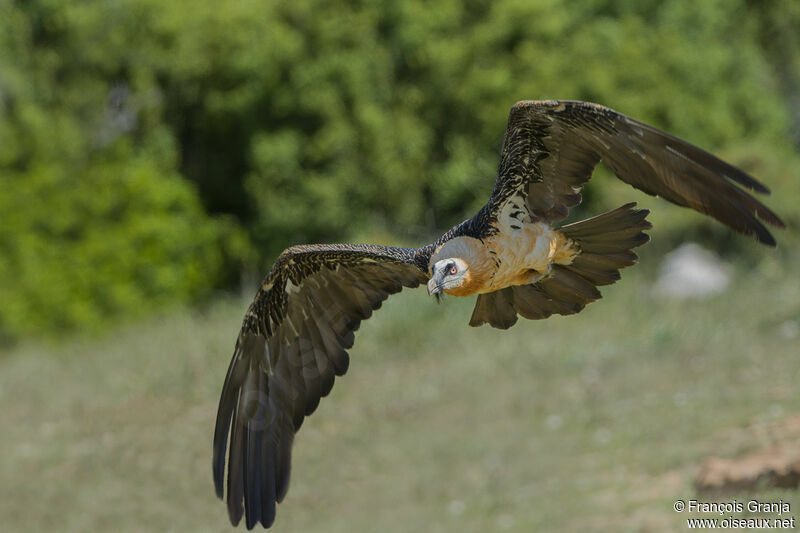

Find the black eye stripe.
xmin=439 ymin=261 xmax=458 ymax=275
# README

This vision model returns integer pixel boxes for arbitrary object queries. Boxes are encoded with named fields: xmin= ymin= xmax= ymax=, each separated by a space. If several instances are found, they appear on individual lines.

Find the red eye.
xmin=449 ymin=265 xmax=458 ymax=275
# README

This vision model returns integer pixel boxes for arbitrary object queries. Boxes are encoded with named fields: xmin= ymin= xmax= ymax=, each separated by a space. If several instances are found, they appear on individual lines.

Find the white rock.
xmin=653 ymin=243 xmax=730 ymax=299
xmin=448 ymin=499 xmax=466 ymax=516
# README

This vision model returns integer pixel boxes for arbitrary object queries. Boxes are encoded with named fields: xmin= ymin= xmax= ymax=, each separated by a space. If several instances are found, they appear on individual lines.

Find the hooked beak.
xmin=427 ymin=277 xmax=441 ymax=296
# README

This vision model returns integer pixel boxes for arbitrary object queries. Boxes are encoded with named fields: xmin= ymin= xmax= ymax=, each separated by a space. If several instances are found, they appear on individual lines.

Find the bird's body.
xmin=212 ymin=100 xmax=784 ymax=529
xmin=429 ymin=221 xmax=579 ymax=297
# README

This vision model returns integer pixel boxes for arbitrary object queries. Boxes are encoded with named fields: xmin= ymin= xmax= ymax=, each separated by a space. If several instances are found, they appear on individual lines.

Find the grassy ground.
xmin=1 ymin=236 xmax=799 ymax=532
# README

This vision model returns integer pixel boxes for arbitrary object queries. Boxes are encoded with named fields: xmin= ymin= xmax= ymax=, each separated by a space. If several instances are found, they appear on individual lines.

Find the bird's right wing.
xmin=489 ymin=100 xmax=784 ymax=244
xmin=213 ymin=244 xmax=428 ymax=529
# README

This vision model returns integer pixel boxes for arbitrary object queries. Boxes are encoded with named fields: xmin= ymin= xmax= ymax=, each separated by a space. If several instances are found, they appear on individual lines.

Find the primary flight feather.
xmin=213 ymin=100 xmax=784 ymax=528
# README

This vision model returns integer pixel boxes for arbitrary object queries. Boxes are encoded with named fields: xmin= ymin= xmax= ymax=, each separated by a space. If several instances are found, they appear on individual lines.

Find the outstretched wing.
xmin=489 ymin=100 xmax=784 ymax=244
xmin=213 ymin=244 xmax=428 ymax=529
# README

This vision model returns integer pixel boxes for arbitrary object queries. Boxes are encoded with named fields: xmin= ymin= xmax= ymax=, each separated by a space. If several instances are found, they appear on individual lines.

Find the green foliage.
xmin=0 ymin=1 xmax=248 ymax=342
xmin=123 ymin=0 xmax=797 ymax=253
xmin=0 ymin=153 xmax=247 ymax=341
xmin=1 ymin=0 xmax=798 ymax=340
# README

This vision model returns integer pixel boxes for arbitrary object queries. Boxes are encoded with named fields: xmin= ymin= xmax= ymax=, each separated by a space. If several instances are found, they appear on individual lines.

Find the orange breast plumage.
xmin=481 ymin=222 xmax=578 ymax=294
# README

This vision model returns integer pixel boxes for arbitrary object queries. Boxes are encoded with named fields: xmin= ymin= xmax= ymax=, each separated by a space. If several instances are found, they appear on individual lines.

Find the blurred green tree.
xmin=0 ymin=1 xmax=248 ymax=342
xmin=1 ymin=0 xmax=797 ymax=341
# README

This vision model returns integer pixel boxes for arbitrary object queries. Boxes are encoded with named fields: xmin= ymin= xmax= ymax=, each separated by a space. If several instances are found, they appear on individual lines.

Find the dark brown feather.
xmin=469 ymin=288 xmax=518 ymax=329
xmin=213 ymin=244 xmax=428 ymax=529
xmin=490 ymin=100 xmax=784 ymax=245
xmin=510 ymin=284 xmax=557 ymax=320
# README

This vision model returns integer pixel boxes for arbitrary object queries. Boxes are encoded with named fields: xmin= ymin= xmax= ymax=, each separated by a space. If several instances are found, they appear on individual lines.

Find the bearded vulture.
xmin=213 ymin=100 xmax=784 ymax=528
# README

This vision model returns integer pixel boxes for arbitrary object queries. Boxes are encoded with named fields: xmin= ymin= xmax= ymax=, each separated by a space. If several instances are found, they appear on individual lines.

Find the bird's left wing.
xmin=488 ymin=100 xmax=784 ymax=245
xmin=213 ymin=244 xmax=428 ymax=529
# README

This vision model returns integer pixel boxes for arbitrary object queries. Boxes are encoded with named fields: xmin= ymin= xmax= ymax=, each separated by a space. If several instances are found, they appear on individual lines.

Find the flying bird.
xmin=213 ymin=100 xmax=784 ymax=528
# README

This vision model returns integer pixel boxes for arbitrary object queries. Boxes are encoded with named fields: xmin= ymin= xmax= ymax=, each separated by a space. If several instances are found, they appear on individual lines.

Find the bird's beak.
xmin=427 ymin=277 xmax=441 ymax=296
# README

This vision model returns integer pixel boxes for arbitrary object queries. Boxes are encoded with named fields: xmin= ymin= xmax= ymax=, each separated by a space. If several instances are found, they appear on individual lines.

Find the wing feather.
xmin=298 ymin=321 xmax=323 ymax=417
xmin=284 ymin=342 xmax=306 ymax=430
xmin=491 ymin=100 xmax=784 ymax=245
xmin=314 ymin=316 xmax=351 ymax=375
xmin=226 ymin=393 xmax=245 ymax=524
xmin=243 ymin=418 xmax=262 ymax=528
xmin=259 ymin=430 xmax=277 ymax=527
xmin=213 ymin=244 xmax=428 ymax=529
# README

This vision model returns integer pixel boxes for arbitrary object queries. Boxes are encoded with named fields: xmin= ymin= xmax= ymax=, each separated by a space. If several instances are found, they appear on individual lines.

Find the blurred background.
xmin=1 ymin=0 xmax=798 ymax=531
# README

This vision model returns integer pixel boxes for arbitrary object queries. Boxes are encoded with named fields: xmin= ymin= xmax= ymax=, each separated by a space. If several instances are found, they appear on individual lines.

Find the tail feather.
xmin=469 ymin=203 xmax=651 ymax=328
xmin=558 ymin=212 xmax=648 ymax=238
xmin=560 ymin=202 xmax=651 ymax=278
xmin=540 ymin=266 xmax=602 ymax=303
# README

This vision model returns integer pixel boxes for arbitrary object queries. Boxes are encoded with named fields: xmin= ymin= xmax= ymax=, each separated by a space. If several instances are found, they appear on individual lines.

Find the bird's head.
xmin=427 ymin=236 xmax=493 ymax=299
xmin=427 ymin=257 xmax=470 ymax=299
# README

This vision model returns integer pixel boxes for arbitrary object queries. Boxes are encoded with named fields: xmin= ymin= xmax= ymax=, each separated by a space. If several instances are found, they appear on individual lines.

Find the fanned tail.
xmin=558 ymin=201 xmax=652 ymax=285
xmin=469 ymin=203 xmax=651 ymax=329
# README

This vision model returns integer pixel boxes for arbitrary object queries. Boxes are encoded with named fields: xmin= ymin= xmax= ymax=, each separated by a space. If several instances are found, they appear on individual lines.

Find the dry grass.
xmin=1 ymin=236 xmax=799 ymax=532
